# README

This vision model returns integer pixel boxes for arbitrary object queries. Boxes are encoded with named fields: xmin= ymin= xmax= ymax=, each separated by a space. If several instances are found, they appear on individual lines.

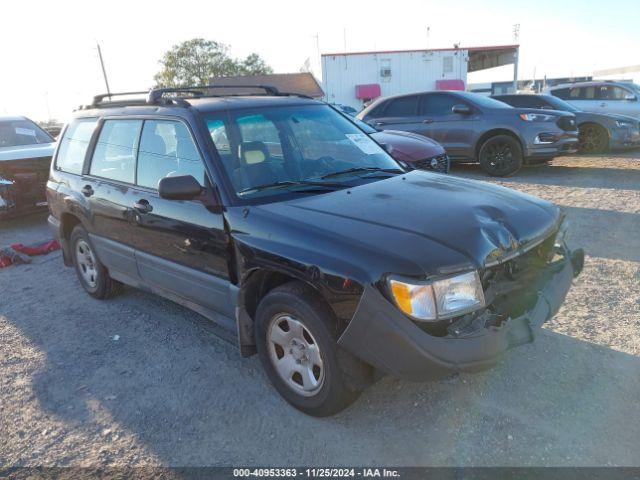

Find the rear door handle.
xmin=422 ymin=119 xmax=434 ymax=124
xmin=600 ymin=103 xmax=607 ymax=107
xmin=81 ymin=185 xmax=94 ymax=197
xmin=133 ymin=199 xmax=153 ymax=214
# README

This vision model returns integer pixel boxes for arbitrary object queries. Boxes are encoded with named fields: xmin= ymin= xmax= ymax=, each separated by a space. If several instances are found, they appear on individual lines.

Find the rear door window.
xmin=89 ymin=120 xmax=142 ymax=184
xmin=136 ymin=120 xmax=206 ymax=189
xmin=55 ymin=118 xmax=98 ymax=174
xmin=383 ymin=95 xmax=419 ymax=117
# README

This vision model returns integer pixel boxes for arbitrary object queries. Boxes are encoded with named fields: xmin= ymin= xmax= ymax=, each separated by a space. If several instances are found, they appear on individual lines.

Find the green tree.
xmin=237 ymin=53 xmax=274 ymax=76
xmin=154 ymin=38 xmax=273 ymax=87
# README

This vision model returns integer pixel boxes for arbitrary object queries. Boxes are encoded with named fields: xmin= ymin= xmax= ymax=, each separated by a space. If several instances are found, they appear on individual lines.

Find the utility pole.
xmin=512 ymin=24 xmax=520 ymax=93
xmin=96 ymin=42 xmax=111 ymax=97
xmin=426 ymin=26 xmax=430 ymax=49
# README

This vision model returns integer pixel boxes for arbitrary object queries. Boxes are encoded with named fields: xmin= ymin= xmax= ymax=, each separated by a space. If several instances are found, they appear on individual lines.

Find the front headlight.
xmin=519 ymin=113 xmax=556 ymax=122
xmin=388 ymin=271 xmax=485 ymax=322
xmin=615 ymin=120 xmax=633 ymax=128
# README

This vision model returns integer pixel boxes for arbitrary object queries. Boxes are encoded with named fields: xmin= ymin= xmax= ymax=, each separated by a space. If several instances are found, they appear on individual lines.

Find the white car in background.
xmin=547 ymin=81 xmax=640 ymax=119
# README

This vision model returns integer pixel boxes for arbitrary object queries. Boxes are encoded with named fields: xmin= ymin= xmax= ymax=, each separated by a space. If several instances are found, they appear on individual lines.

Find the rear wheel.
xmin=578 ymin=123 xmax=608 ymax=154
xmin=255 ymin=281 xmax=369 ymax=416
xmin=70 ymin=225 xmax=122 ymax=299
xmin=478 ymin=135 xmax=523 ymax=177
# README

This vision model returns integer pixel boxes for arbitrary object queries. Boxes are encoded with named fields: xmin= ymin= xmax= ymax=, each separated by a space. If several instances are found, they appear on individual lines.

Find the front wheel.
xmin=478 ymin=135 xmax=523 ymax=177
xmin=578 ymin=123 xmax=608 ymax=154
xmin=255 ymin=281 xmax=369 ymax=416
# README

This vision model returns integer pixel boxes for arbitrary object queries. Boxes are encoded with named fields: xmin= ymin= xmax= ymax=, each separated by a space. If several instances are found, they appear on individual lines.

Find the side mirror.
xmin=452 ymin=104 xmax=471 ymax=115
xmin=158 ymin=175 xmax=203 ymax=200
xmin=625 ymin=94 xmax=637 ymax=101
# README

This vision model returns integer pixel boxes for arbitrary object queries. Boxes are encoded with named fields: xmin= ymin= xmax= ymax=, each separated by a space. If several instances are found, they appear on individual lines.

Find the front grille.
xmin=557 ymin=116 xmax=577 ymax=132
xmin=414 ymin=153 xmax=450 ymax=173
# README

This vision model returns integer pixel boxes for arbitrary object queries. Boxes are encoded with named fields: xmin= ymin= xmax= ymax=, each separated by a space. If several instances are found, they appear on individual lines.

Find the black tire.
xmin=69 ymin=225 xmax=122 ymax=299
xmin=478 ymin=135 xmax=523 ymax=177
xmin=255 ymin=281 xmax=370 ymax=416
xmin=578 ymin=123 xmax=609 ymax=154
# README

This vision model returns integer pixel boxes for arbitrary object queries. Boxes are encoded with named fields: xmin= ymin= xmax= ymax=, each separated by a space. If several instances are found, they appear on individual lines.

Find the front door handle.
xmin=600 ymin=103 xmax=607 ymax=107
xmin=133 ymin=199 xmax=153 ymax=214
xmin=81 ymin=185 xmax=94 ymax=197
xmin=422 ymin=119 xmax=434 ymax=124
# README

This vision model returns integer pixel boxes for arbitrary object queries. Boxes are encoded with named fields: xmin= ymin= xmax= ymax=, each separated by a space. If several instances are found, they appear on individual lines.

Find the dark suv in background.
xmin=493 ymin=94 xmax=640 ymax=153
xmin=357 ymin=91 xmax=579 ymax=176
xmin=47 ymin=86 xmax=583 ymax=416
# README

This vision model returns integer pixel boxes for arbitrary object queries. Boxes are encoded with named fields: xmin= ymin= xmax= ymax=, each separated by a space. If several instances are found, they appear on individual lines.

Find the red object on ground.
xmin=11 ymin=240 xmax=60 ymax=256
xmin=0 ymin=239 xmax=61 ymax=268
xmin=435 ymin=79 xmax=465 ymax=90
xmin=355 ymin=84 xmax=381 ymax=100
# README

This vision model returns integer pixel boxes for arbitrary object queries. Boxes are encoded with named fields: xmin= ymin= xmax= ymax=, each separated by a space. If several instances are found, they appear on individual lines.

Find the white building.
xmin=594 ymin=64 xmax=640 ymax=85
xmin=321 ymin=45 xmax=519 ymax=110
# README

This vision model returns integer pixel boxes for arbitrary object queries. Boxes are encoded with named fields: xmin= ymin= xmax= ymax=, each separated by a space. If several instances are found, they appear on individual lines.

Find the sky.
xmin=1 ymin=0 xmax=638 ymax=122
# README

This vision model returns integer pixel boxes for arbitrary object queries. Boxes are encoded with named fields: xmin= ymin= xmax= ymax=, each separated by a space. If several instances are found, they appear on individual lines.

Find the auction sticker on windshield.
xmin=345 ymin=133 xmax=380 ymax=154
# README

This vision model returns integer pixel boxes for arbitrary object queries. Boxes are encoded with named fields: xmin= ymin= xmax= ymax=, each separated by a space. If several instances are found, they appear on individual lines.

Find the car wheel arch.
xmin=475 ymin=128 xmax=524 ymax=160
xmin=59 ymin=212 xmax=83 ymax=266
xmin=578 ymin=122 xmax=611 ymax=140
xmin=238 ymin=267 xmax=330 ymax=326
xmin=235 ymin=268 xmax=339 ymax=355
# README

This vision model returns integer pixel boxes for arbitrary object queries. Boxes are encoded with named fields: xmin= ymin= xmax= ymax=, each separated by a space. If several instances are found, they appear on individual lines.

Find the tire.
xmin=578 ymin=123 xmax=608 ymax=154
xmin=478 ymin=135 xmax=523 ymax=177
xmin=255 ymin=281 xmax=369 ymax=416
xmin=70 ymin=225 xmax=122 ymax=299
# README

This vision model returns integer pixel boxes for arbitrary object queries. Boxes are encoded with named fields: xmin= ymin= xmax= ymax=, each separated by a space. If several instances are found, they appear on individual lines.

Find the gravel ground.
xmin=1 ymin=152 xmax=639 ymax=467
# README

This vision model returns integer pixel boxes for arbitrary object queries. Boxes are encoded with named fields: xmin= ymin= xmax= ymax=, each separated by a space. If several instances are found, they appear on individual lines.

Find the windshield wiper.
xmin=238 ymin=180 xmax=346 ymax=195
xmin=320 ymin=167 xmax=404 ymax=179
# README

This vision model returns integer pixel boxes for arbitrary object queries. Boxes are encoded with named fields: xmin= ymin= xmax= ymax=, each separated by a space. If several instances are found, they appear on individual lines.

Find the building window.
xmin=443 ymin=56 xmax=454 ymax=74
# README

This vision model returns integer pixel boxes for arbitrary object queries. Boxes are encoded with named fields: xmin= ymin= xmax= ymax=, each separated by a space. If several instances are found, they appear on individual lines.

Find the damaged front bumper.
xmin=338 ymin=244 xmax=584 ymax=381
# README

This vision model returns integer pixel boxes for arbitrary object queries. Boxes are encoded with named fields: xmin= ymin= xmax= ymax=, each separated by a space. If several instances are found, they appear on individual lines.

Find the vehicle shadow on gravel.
xmin=4 ymin=270 xmax=639 ymax=466
xmin=560 ymin=206 xmax=640 ymax=262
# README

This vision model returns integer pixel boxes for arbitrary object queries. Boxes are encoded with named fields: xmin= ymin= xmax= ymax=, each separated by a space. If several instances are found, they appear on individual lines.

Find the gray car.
xmin=357 ymin=91 xmax=578 ymax=177
xmin=547 ymin=81 xmax=640 ymax=119
xmin=494 ymin=94 xmax=640 ymax=153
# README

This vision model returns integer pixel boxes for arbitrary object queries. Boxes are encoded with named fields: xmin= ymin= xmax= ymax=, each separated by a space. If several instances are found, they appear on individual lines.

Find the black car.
xmin=492 ymin=94 xmax=640 ymax=153
xmin=357 ymin=91 xmax=579 ymax=176
xmin=0 ymin=116 xmax=56 ymax=218
xmin=47 ymin=86 xmax=583 ymax=416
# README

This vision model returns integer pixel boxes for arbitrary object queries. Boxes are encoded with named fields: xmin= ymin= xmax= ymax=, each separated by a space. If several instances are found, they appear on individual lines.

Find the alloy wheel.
xmin=75 ymin=240 xmax=98 ymax=288
xmin=579 ymin=125 xmax=607 ymax=153
xmin=267 ymin=313 xmax=324 ymax=397
xmin=483 ymin=141 xmax=515 ymax=175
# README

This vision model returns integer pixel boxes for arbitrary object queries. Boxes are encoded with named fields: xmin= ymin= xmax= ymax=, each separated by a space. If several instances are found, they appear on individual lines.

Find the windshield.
xmin=205 ymin=104 xmax=402 ymax=200
xmin=543 ymin=95 xmax=580 ymax=112
xmin=0 ymin=119 xmax=53 ymax=148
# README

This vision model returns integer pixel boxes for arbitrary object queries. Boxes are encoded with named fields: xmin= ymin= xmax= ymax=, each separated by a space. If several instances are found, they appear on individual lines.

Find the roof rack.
xmin=80 ymin=84 xmax=313 ymax=110
xmin=147 ymin=84 xmax=282 ymax=103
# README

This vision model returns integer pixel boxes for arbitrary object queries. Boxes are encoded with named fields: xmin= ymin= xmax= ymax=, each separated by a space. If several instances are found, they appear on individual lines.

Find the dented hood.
xmin=253 ymin=171 xmax=560 ymax=278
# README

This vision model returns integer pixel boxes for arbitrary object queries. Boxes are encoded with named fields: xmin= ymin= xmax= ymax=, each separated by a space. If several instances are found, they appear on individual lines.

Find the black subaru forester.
xmin=47 ymin=86 xmax=584 ymax=416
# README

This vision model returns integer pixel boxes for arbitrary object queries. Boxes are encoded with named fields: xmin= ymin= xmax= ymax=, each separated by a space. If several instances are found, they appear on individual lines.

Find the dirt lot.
xmin=1 ymin=152 xmax=639 ymax=467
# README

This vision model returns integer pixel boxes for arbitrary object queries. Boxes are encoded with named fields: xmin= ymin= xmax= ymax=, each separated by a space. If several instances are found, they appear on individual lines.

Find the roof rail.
xmin=147 ymin=84 xmax=281 ymax=103
xmin=91 ymin=91 xmax=150 ymax=106
xmin=79 ymin=84 xmax=314 ymax=111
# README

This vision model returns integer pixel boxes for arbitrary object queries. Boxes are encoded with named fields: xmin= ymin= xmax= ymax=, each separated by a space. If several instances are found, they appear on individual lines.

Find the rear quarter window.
xmin=55 ymin=118 xmax=98 ymax=174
